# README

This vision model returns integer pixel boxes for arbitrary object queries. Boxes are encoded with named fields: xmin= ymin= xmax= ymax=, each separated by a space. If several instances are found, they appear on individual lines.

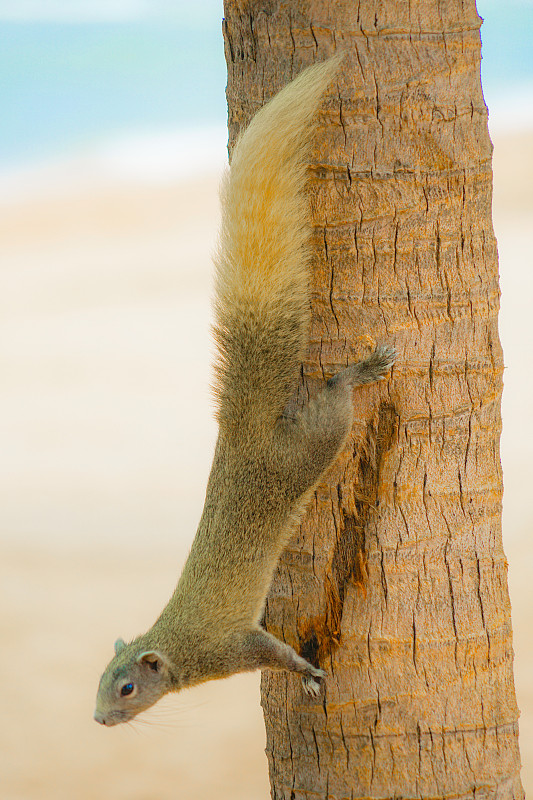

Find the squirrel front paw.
xmin=301 ymin=665 xmax=327 ymax=697
xmin=240 ymin=628 xmax=327 ymax=696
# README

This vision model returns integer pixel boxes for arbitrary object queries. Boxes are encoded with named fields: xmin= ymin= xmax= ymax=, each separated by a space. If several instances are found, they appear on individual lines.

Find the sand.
xmin=1 ymin=131 xmax=531 ymax=798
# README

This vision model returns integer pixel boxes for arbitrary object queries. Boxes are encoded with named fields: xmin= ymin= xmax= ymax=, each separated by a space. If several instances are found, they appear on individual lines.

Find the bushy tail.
xmin=213 ymin=55 xmax=340 ymax=433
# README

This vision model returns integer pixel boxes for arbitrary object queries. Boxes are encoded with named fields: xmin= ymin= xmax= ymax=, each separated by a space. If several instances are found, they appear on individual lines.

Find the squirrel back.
xmin=213 ymin=56 xmax=340 ymax=432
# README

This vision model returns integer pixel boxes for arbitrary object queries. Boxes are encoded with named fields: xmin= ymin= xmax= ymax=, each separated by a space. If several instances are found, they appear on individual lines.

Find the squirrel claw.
xmin=370 ymin=344 xmax=397 ymax=372
xmin=301 ymin=667 xmax=326 ymax=697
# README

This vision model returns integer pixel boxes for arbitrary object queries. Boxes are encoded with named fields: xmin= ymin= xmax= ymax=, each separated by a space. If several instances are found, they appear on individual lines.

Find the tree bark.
xmin=222 ymin=1 xmax=523 ymax=797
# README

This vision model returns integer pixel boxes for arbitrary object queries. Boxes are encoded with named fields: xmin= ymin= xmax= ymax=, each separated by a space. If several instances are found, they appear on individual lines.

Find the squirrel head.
xmin=94 ymin=637 xmax=175 ymax=726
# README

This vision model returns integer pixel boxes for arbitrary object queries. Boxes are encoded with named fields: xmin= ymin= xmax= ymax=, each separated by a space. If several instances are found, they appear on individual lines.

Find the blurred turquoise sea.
xmin=1 ymin=19 xmax=226 ymax=169
xmin=1 ymin=0 xmax=532 ymax=173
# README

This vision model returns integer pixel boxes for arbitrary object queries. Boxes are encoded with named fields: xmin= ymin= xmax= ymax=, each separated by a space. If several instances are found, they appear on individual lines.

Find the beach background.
xmin=1 ymin=1 xmax=532 ymax=797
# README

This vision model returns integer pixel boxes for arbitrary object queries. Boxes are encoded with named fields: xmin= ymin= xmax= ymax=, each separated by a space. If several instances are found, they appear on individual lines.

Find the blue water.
xmin=1 ymin=21 xmax=227 ymax=167
xmin=1 ymin=2 xmax=532 ymax=170
xmin=479 ymin=1 xmax=533 ymax=90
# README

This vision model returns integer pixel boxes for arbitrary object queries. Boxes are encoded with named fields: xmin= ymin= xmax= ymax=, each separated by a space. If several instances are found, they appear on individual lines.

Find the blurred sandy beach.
xmin=0 ymin=126 xmax=532 ymax=798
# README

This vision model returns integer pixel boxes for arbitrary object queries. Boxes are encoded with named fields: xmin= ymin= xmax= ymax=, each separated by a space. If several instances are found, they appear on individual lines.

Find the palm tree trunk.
xmin=223 ymin=1 xmax=524 ymax=797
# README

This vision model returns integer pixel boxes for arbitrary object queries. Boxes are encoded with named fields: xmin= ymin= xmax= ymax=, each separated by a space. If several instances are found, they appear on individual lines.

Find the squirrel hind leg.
xmin=239 ymin=627 xmax=326 ymax=696
xmin=328 ymin=345 xmax=396 ymax=388
xmin=276 ymin=386 xmax=354 ymax=496
xmin=277 ymin=344 xmax=396 ymax=496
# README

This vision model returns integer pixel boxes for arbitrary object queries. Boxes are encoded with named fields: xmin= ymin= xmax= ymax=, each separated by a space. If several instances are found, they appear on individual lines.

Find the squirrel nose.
xmin=94 ymin=710 xmax=107 ymax=725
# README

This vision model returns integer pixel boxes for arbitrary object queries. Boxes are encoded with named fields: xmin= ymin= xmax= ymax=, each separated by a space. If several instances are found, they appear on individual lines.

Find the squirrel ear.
xmin=136 ymin=650 xmax=169 ymax=673
xmin=114 ymin=638 xmax=126 ymax=655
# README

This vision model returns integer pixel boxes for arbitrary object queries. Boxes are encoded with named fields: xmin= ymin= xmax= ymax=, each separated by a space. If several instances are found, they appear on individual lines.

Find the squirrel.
xmin=94 ymin=55 xmax=395 ymax=727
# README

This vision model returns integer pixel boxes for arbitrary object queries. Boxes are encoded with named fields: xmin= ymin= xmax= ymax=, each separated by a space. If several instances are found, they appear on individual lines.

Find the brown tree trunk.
xmin=223 ymin=1 xmax=523 ymax=797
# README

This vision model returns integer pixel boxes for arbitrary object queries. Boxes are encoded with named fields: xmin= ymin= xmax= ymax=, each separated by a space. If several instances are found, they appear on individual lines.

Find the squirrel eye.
xmin=120 ymin=683 xmax=135 ymax=697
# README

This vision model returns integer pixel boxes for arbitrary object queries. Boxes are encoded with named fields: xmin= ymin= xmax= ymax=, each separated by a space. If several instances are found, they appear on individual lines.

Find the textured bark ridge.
xmin=223 ymin=1 xmax=524 ymax=797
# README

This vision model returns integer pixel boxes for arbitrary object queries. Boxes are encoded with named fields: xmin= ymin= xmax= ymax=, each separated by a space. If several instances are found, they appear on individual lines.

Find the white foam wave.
xmin=485 ymin=83 xmax=533 ymax=135
xmin=94 ymin=126 xmax=228 ymax=181
xmin=0 ymin=125 xmax=228 ymax=204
